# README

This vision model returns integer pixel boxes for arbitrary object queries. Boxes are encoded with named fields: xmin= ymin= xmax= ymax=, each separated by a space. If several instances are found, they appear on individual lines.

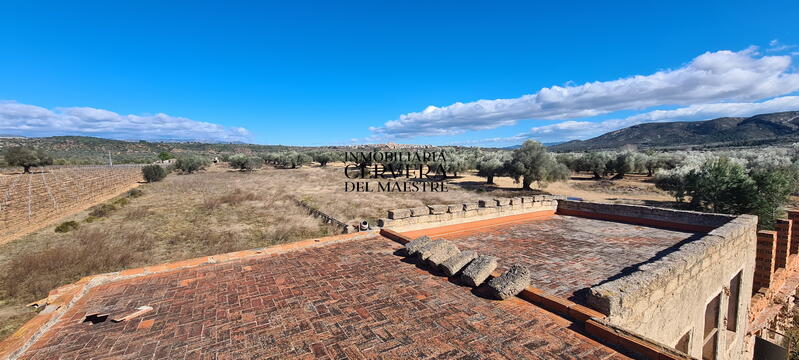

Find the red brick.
xmin=754 ymin=230 xmax=777 ymax=294
xmin=12 ymin=236 xmax=629 ymax=359
xmin=407 ymin=214 xmax=698 ymax=304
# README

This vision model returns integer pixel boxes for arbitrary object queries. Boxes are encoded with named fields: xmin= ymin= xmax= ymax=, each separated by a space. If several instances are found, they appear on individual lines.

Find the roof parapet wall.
xmin=586 ymin=211 xmax=755 ymax=316
xmin=582 ymin=202 xmax=757 ymax=355
xmin=557 ymin=200 xmax=736 ymax=233
xmin=380 ymin=195 xmax=559 ymax=232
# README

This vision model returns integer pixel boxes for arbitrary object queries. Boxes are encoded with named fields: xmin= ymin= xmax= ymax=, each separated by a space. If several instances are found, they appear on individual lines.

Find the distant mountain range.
xmin=5 ymin=111 xmax=799 ymax=164
xmin=547 ymin=111 xmax=799 ymax=152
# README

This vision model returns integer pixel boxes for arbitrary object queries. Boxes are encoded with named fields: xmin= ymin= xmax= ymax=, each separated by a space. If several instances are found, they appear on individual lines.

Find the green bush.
xmin=54 ymin=221 xmax=79 ymax=233
xmin=141 ymin=165 xmax=167 ymax=182
xmin=157 ymin=151 xmax=174 ymax=161
xmin=175 ymin=155 xmax=210 ymax=174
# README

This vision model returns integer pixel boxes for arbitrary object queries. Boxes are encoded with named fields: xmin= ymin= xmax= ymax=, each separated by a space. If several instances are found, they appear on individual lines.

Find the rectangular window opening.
xmin=703 ymin=292 xmax=721 ymax=360
xmin=727 ymin=271 xmax=742 ymax=332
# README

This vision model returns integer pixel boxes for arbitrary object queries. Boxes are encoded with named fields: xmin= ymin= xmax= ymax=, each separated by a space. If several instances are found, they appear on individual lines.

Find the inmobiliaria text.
xmin=343 ymin=151 xmax=450 ymax=192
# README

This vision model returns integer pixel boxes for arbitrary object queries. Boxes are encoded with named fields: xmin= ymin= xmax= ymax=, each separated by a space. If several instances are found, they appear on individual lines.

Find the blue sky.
xmin=1 ymin=1 xmax=798 ymax=146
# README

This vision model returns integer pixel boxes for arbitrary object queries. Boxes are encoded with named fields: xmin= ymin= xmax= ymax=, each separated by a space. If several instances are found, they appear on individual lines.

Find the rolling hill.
xmin=548 ymin=111 xmax=799 ymax=152
xmin=0 ymin=136 xmax=295 ymax=164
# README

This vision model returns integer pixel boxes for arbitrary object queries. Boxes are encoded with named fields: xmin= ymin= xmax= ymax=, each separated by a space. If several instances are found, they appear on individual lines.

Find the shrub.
xmin=0 ymin=228 xmax=154 ymax=300
xmin=124 ymin=206 xmax=152 ymax=220
xmin=127 ymin=188 xmax=144 ymax=198
xmin=142 ymin=164 xmax=167 ymax=182
xmin=54 ymin=221 xmax=79 ymax=233
xmin=174 ymin=155 xmax=210 ymax=174
xmin=89 ymin=204 xmax=117 ymax=218
xmin=157 ymin=151 xmax=174 ymax=161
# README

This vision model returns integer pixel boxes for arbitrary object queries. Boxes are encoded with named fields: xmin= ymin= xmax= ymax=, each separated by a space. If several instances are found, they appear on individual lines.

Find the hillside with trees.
xmin=0 ymin=136 xmax=296 ymax=165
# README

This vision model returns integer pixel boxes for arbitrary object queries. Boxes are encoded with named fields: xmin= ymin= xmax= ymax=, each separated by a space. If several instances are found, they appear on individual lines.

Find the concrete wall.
xmin=580 ymin=201 xmax=758 ymax=360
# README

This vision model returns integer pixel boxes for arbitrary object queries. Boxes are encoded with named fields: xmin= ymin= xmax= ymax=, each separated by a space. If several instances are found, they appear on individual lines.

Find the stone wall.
xmin=585 ymin=209 xmax=757 ymax=360
xmin=378 ymin=195 xmax=558 ymax=231
xmin=557 ymin=200 xmax=736 ymax=232
xmin=294 ymin=199 xmax=352 ymax=233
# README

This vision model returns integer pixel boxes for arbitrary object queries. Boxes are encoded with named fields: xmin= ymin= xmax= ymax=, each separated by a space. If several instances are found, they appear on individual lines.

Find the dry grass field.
xmin=0 ymin=163 xmax=675 ymax=340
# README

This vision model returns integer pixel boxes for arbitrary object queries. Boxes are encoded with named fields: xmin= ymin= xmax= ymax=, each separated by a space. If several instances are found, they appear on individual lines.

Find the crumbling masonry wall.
xmin=564 ymin=201 xmax=757 ymax=360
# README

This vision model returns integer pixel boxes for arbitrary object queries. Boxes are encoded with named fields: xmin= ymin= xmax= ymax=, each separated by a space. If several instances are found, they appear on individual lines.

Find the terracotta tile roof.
xmin=12 ymin=235 xmax=630 ymax=360
xmin=404 ymin=214 xmax=700 ymax=304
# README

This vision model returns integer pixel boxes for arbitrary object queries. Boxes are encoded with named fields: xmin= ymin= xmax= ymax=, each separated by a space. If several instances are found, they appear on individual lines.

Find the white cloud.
xmin=0 ymin=101 xmax=252 ymax=142
xmin=767 ymin=39 xmax=797 ymax=53
xmin=471 ymin=96 xmax=799 ymax=145
xmin=371 ymin=48 xmax=799 ymax=138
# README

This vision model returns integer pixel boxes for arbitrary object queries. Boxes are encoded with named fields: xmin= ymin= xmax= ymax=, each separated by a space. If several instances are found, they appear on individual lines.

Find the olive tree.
xmin=229 ymin=154 xmax=264 ymax=171
xmin=3 ymin=146 xmax=53 ymax=173
xmin=141 ymin=165 xmax=168 ymax=182
xmin=508 ymin=140 xmax=569 ymax=190
xmin=174 ymin=155 xmax=210 ymax=174
xmin=267 ymin=151 xmax=312 ymax=169
xmin=312 ymin=152 xmax=339 ymax=167
xmin=576 ymin=152 xmax=611 ymax=179
xmin=428 ymin=151 xmax=468 ymax=178
xmin=609 ymin=152 xmax=636 ymax=179
xmin=476 ymin=152 xmax=508 ymax=184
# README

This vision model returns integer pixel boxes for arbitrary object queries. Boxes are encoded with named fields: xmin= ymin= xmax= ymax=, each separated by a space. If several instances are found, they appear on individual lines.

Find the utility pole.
xmin=108 ymin=150 xmax=113 ymax=166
